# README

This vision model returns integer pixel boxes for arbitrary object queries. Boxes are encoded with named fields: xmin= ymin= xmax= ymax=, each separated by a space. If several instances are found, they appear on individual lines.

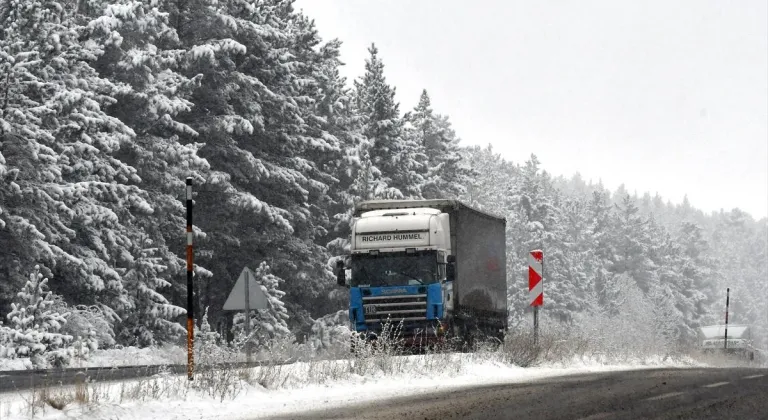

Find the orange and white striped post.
xmin=186 ymin=177 xmax=194 ymax=380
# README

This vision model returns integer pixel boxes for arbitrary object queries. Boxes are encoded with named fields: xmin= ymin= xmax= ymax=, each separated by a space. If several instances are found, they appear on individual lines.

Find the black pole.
xmin=724 ymin=288 xmax=730 ymax=351
xmin=534 ymin=252 xmax=543 ymax=346
xmin=186 ymin=177 xmax=194 ymax=380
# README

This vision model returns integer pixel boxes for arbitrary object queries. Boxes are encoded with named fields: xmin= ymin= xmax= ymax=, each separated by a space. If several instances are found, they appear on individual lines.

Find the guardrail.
xmin=0 ymin=359 xmax=297 ymax=393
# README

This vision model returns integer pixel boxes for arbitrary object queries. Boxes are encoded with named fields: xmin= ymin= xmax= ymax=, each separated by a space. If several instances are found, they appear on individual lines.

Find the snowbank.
xmin=0 ymin=345 xmax=184 ymax=371
xmin=0 ymin=352 xmax=701 ymax=420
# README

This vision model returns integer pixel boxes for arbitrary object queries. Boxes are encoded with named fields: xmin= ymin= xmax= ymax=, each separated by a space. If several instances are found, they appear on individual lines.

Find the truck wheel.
xmin=463 ymin=327 xmax=481 ymax=353
xmin=457 ymin=325 xmax=475 ymax=353
xmin=486 ymin=335 xmax=503 ymax=351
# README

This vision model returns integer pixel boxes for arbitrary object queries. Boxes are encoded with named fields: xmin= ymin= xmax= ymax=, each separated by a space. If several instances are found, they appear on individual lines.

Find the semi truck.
xmin=335 ymin=199 xmax=507 ymax=350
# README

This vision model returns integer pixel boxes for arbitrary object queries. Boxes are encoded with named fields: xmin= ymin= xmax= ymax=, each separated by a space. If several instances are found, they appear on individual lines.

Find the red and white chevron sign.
xmin=529 ymin=250 xmax=543 ymax=306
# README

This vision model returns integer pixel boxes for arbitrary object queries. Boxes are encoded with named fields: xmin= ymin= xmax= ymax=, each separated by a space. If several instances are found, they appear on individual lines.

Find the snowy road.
xmin=268 ymin=367 xmax=768 ymax=420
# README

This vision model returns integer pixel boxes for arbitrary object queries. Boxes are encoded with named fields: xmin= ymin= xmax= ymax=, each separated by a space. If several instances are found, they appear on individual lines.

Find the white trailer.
xmin=698 ymin=324 xmax=756 ymax=360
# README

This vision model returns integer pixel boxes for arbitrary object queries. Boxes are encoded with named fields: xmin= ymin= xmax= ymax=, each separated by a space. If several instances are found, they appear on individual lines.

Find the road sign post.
xmin=185 ymin=177 xmax=194 ymax=380
xmin=223 ymin=267 xmax=269 ymax=363
xmin=724 ymin=288 xmax=730 ymax=350
xmin=529 ymin=250 xmax=544 ymax=346
xmin=244 ymin=268 xmax=252 ymax=362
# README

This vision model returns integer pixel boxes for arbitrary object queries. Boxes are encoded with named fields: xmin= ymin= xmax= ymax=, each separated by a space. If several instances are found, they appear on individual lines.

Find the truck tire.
xmin=447 ymin=322 xmax=469 ymax=353
xmin=485 ymin=334 xmax=503 ymax=351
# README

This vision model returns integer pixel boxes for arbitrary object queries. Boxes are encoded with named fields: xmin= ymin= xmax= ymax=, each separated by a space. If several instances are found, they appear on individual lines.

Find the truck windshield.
xmin=351 ymin=251 xmax=438 ymax=287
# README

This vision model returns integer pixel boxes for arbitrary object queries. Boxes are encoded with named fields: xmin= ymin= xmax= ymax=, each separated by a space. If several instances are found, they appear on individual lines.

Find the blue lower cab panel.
xmin=425 ymin=282 xmax=443 ymax=320
xmin=349 ymin=287 xmax=364 ymax=328
xmin=350 ymin=284 xmax=444 ymax=334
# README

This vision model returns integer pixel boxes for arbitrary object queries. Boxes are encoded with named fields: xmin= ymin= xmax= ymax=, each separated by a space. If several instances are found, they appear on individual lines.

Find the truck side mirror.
xmin=335 ymin=260 xmax=347 ymax=287
xmin=446 ymin=261 xmax=456 ymax=282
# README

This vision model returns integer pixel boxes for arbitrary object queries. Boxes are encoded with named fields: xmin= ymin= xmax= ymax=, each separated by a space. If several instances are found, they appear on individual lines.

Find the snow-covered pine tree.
xmin=647 ymin=282 xmax=683 ymax=353
xmin=399 ymin=118 xmax=429 ymax=199
xmin=587 ymin=190 xmax=615 ymax=308
xmin=609 ymin=194 xmax=657 ymax=293
xmin=524 ymin=156 xmax=586 ymax=323
xmin=660 ymin=221 xmax=717 ymax=345
xmin=553 ymin=172 xmax=603 ymax=200
xmin=503 ymin=155 xmax=565 ymax=321
xmin=0 ymin=321 xmax=11 ymax=359
xmin=313 ymin=38 xmax=363 ymax=249
xmin=647 ymin=223 xmax=689 ymax=347
xmin=710 ymin=210 xmax=766 ymax=339
xmin=355 ymin=44 xmax=423 ymax=199
xmin=0 ymin=123 xmax=9 ymax=310
xmin=612 ymin=184 xmax=629 ymax=206
xmin=163 ymin=0 xmax=344 ymax=338
xmin=406 ymin=90 xmax=473 ymax=199
xmin=350 ymin=148 xmax=395 ymax=202
xmin=0 ymin=0 xmax=170 ymax=345
xmin=557 ymin=196 xmax=601 ymax=321
xmin=460 ymin=144 xmax=514 ymax=215
xmin=0 ymin=0 xmax=79 ymax=315
xmin=750 ymin=219 xmax=768 ymax=349
xmin=169 ymin=0 xmax=265 ymax=332
xmin=6 ymin=266 xmax=73 ymax=368
xmin=116 ymin=239 xmax=186 ymax=346
xmin=57 ymin=303 xmax=115 ymax=352
xmin=308 ymin=37 xmax=390 ymax=319
xmin=308 ymin=309 xmax=351 ymax=354
xmin=285 ymin=23 xmax=388 ymax=326
xmin=85 ymin=0 xmax=216 ymax=339
xmin=197 ymin=306 xmax=221 ymax=347
xmin=432 ymin=114 xmax=475 ymax=197
xmin=598 ymin=272 xmax=667 ymax=357
xmin=405 ymin=91 xmax=438 ymax=194
xmin=194 ymin=306 xmax=227 ymax=367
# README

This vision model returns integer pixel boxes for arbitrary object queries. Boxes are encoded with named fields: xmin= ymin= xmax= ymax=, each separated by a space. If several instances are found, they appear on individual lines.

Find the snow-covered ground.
xmin=0 ymin=353 xmax=702 ymax=420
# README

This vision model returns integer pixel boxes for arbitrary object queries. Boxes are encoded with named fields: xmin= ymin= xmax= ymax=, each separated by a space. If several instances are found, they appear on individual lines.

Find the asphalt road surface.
xmin=269 ymin=367 xmax=768 ymax=420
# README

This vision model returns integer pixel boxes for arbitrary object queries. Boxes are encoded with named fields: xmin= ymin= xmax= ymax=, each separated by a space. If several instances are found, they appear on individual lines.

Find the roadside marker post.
xmin=186 ymin=177 xmax=194 ymax=381
xmin=529 ymin=250 xmax=544 ymax=346
xmin=724 ymin=288 xmax=730 ymax=350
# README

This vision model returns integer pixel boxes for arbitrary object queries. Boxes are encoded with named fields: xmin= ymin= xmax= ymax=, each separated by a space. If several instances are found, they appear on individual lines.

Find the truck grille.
xmin=362 ymin=294 xmax=428 ymax=324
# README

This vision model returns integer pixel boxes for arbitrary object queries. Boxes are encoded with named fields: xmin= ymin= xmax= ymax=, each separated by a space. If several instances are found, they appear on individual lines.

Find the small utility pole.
xmin=186 ymin=177 xmax=195 ymax=380
xmin=724 ymin=288 xmax=730 ymax=350
xmin=533 ymin=259 xmax=542 ymax=346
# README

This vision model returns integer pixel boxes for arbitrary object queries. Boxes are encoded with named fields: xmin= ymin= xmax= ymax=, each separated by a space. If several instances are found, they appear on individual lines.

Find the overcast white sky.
xmin=295 ymin=0 xmax=768 ymax=219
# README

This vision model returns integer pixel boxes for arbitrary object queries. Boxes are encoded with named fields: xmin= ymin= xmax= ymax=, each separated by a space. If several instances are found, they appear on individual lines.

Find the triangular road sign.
xmin=223 ymin=267 xmax=268 ymax=311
